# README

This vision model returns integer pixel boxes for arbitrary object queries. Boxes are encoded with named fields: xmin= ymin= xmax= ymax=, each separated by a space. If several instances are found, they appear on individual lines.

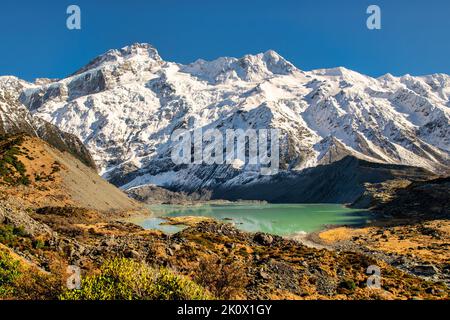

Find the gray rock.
xmin=123 ymin=249 xmax=141 ymax=259
xmin=411 ymin=264 xmax=438 ymax=277
xmin=225 ymin=242 xmax=235 ymax=249
xmin=254 ymin=233 xmax=273 ymax=246
xmin=258 ymin=270 xmax=270 ymax=280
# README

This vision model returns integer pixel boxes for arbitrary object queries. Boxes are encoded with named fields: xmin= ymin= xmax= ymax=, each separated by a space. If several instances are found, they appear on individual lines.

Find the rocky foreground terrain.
xmin=317 ymin=178 xmax=450 ymax=288
xmin=0 ymin=134 xmax=448 ymax=300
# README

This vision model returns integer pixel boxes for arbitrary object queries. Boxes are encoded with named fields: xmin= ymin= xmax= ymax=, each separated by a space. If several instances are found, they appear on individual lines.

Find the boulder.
xmin=253 ymin=232 xmax=273 ymax=246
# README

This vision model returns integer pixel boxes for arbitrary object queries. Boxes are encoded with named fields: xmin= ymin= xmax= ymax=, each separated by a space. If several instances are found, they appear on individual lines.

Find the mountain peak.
xmin=240 ymin=50 xmax=296 ymax=74
xmin=312 ymin=66 xmax=356 ymax=77
xmin=73 ymin=43 xmax=161 ymax=76
xmin=261 ymin=49 xmax=288 ymax=64
xmin=378 ymin=73 xmax=397 ymax=81
xmin=117 ymin=43 xmax=160 ymax=59
xmin=182 ymin=49 xmax=297 ymax=83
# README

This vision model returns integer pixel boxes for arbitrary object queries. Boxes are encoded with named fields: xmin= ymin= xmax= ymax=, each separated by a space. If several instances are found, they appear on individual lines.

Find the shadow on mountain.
xmin=372 ymin=177 xmax=450 ymax=221
xmin=210 ymin=156 xmax=434 ymax=205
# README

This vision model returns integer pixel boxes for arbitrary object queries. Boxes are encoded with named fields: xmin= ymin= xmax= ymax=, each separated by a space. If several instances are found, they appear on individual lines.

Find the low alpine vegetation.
xmin=60 ymin=258 xmax=212 ymax=300
xmin=0 ymin=250 xmax=63 ymax=300
xmin=0 ymin=136 xmax=30 ymax=186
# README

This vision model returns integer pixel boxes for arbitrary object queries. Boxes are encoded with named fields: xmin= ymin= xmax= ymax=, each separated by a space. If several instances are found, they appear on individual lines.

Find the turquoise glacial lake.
xmin=129 ymin=203 xmax=371 ymax=237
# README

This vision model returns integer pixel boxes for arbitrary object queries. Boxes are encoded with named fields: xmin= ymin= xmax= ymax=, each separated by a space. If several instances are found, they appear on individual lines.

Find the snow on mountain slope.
xmin=0 ymin=76 xmax=97 ymax=169
xmin=9 ymin=43 xmax=450 ymax=192
xmin=0 ymin=76 xmax=37 ymax=135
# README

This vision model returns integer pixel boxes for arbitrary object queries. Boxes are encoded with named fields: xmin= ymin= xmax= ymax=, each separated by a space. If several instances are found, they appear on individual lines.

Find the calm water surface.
xmin=129 ymin=203 xmax=371 ymax=236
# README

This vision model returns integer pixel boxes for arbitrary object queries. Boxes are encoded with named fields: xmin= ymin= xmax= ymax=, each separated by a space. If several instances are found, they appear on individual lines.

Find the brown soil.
xmin=0 ymin=135 xmax=145 ymax=214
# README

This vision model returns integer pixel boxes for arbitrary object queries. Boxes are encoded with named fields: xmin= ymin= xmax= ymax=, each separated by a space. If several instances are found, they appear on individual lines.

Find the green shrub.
xmin=32 ymin=239 xmax=46 ymax=249
xmin=13 ymin=226 xmax=27 ymax=237
xmin=60 ymin=258 xmax=153 ymax=300
xmin=0 ymin=250 xmax=21 ymax=297
xmin=0 ymin=138 xmax=30 ymax=186
xmin=339 ymin=279 xmax=357 ymax=292
xmin=152 ymin=267 xmax=211 ymax=300
xmin=0 ymin=225 xmax=28 ymax=247
xmin=0 ymin=249 xmax=64 ymax=299
xmin=60 ymin=258 xmax=211 ymax=300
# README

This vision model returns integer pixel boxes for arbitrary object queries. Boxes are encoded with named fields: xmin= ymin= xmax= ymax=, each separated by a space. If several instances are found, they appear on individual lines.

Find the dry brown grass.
xmin=319 ymin=227 xmax=372 ymax=244
xmin=319 ymin=219 xmax=450 ymax=266
xmin=195 ymin=255 xmax=249 ymax=299
xmin=1 ymin=135 xmax=145 ymax=214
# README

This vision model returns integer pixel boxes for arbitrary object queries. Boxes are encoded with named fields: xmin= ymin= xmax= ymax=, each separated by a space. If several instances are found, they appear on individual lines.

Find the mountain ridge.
xmin=1 ymin=43 xmax=448 ymax=196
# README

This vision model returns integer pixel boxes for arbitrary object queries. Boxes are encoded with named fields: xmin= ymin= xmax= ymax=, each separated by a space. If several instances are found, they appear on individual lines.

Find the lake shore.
xmin=133 ymin=203 xmax=370 ymax=236
xmin=132 ymin=197 xmax=450 ymax=289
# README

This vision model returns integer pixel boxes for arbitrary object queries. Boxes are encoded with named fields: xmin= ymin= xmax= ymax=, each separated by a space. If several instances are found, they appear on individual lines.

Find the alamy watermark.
xmin=66 ymin=5 xmax=381 ymax=31
xmin=366 ymin=265 xmax=381 ymax=289
xmin=66 ymin=5 xmax=81 ymax=30
xmin=366 ymin=5 xmax=381 ymax=30
xmin=170 ymin=128 xmax=280 ymax=175
xmin=66 ymin=265 xmax=81 ymax=289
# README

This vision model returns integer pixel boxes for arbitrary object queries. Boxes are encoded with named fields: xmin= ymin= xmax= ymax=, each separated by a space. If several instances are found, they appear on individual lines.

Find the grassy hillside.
xmin=0 ymin=134 xmax=144 ymax=213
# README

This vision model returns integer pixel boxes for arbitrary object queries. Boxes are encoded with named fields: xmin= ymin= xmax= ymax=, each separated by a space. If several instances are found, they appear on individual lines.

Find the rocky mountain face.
xmin=208 ymin=156 xmax=435 ymax=204
xmin=126 ymin=184 xmax=211 ymax=204
xmin=369 ymin=177 xmax=450 ymax=219
xmin=0 ymin=77 xmax=36 ymax=135
xmin=0 ymin=76 xmax=96 ymax=170
xmin=2 ymin=43 xmax=449 ymax=199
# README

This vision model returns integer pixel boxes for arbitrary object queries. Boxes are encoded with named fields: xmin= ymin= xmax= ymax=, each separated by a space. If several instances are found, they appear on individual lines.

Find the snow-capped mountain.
xmin=7 ymin=43 xmax=450 ymax=193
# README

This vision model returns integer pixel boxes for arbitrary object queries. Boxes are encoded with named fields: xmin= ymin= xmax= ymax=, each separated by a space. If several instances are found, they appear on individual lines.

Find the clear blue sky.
xmin=1 ymin=0 xmax=449 ymax=81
